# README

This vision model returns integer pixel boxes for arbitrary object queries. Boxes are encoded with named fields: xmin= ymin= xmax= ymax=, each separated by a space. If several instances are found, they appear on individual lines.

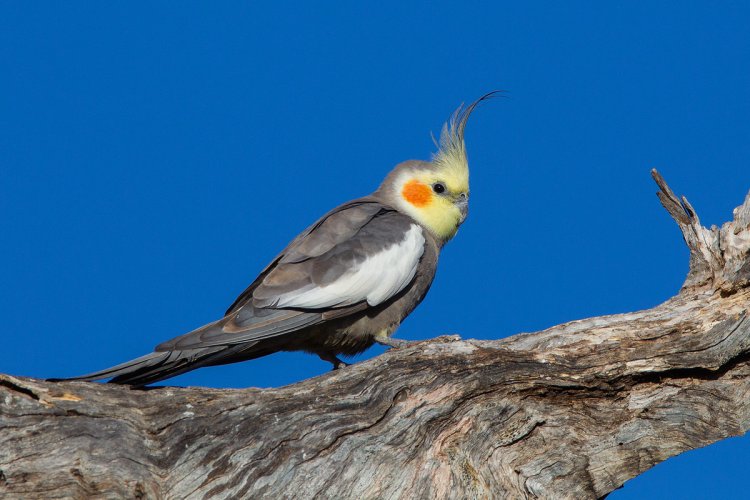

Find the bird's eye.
xmin=433 ymin=183 xmax=446 ymax=194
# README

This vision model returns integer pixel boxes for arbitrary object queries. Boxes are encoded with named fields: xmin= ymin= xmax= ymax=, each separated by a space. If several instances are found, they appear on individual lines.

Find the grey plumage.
xmin=53 ymin=93 xmax=494 ymax=386
xmin=60 ymin=198 xmax=439 ymax=386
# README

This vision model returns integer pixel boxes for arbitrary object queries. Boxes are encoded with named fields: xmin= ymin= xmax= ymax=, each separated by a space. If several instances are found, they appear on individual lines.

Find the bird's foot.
xmin=332 ymin=358 xmax=349 ymax=370
xmin=374 ymin=335 xmax=412 ymax=349
xmin=319 ymin=353 xmax=349 ymax=370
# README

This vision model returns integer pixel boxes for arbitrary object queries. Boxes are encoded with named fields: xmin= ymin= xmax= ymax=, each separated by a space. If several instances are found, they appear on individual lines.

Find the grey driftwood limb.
xmin=2 ymin=170 xmax=750 ymax=499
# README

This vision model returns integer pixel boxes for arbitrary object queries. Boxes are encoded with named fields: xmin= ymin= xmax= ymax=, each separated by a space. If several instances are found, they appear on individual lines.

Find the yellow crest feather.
xmin=431 ymin=91 xmax=500 ymax=188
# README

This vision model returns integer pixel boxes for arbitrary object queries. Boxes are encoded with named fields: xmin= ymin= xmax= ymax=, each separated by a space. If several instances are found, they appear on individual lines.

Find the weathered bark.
xmin=2 ymin=170 xmax=750 ymax=499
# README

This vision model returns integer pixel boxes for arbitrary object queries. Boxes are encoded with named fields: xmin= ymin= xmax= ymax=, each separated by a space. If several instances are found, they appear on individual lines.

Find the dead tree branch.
xmin=2 ymin=171 xmax=750 ymax=499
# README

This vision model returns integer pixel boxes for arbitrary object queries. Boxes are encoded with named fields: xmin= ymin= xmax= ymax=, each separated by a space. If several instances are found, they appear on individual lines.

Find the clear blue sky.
xmin=2 ymin=2 xmax=749 ymax=497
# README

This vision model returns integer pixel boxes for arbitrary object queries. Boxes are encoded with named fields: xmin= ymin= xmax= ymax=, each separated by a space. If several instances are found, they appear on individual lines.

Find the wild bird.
xmin=55 ymin=92 xmax=497 ymax=386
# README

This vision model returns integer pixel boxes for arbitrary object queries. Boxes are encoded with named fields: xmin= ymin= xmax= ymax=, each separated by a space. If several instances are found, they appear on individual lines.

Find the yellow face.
xmin=385 ymin=93 xmax=491 ymax=240
xmin=397 ymin=167 xmax=469 ymax=241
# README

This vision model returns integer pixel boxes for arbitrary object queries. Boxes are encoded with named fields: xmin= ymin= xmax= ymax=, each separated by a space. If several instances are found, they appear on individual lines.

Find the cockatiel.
xmin=57 ymin=92 xmax=495 ymax=386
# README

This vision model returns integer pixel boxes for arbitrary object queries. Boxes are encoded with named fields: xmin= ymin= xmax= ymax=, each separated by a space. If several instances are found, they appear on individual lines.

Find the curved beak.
xmin=455 ymin=194 xmax=469 ymax=224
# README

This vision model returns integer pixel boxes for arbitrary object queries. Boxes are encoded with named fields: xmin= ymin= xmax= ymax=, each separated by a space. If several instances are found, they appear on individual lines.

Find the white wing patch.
xmin=274 ymin=224 xmax=425 ymax=309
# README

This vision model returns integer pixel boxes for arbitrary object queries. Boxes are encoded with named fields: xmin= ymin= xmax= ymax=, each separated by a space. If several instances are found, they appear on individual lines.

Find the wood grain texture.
xmin=2 ymin=171 xmax=750 ymax=499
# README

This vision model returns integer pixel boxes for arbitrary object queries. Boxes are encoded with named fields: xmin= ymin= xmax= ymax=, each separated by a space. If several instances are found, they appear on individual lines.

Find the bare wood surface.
xmin=2 ymin=171 xmax=750 ymax=499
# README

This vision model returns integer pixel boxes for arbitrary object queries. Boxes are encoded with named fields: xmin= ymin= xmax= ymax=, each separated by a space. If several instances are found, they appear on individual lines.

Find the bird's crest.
xmin=432 ymin=91 xmax=500 ymax=181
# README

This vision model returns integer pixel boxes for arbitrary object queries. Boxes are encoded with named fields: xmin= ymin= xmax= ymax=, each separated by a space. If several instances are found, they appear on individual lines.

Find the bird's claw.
xmin=319 ymin=353 xmax=349 ymax=370
xmin=374 ymin=336 xmax=412 ymax=349
xmin=332 ymin=359 xmax=349 ymax=370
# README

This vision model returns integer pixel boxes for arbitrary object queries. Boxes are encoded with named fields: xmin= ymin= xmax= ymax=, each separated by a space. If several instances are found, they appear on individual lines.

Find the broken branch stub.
xmin=652 ymin=169 xmax=750 ymax=294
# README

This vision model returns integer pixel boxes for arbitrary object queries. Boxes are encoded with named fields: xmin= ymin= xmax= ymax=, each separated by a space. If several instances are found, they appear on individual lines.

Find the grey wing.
xmin=223 ymin=199 xmax=385 ymax=315
xmin=252 ymin=208 xmax=424 ymax=309
xmin=155 ymin=200 xmax=425 ymax=351
xmin=155 ymin=306 xmax=323 ymax=351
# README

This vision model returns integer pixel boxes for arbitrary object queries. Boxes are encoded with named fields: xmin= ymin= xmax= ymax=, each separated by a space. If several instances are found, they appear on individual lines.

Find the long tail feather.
xmin=48 ymin=347 xmax=221 ymax=386
xmin=48 ymin=342 xmax=271 ymax=387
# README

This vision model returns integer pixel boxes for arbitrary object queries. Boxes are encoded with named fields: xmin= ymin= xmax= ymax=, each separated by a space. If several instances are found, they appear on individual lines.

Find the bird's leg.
xmin=373 ymin=331 xmax=412 ymax=349
xmin=318 ymin=352 xmax=349 ymax=370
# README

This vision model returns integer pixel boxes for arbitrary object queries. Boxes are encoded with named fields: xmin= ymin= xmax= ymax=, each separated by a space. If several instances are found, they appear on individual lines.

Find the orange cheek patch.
xmin=402 ymin=179 xmax=433 ymax=207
